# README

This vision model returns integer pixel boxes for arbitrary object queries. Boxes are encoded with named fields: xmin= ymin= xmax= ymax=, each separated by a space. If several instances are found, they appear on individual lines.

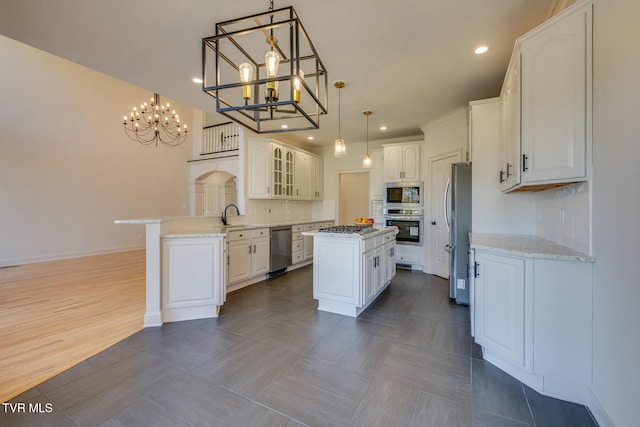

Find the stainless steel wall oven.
xmin=384 ymin=208 xmax=423 ymax=246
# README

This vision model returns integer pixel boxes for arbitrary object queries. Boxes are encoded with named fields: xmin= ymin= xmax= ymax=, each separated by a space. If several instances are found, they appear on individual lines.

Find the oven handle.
xmin=384 ymin=216 xmax=424 ymax=221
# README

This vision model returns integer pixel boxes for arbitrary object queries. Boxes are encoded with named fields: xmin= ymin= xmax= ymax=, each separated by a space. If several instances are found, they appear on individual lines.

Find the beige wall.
xmin=0 ymin=35 xmax=193 ymax=265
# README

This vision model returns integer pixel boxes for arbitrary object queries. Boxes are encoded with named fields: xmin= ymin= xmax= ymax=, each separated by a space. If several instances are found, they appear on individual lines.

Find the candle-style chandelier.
xmin=122 ymin=93 xmax=188 ymax=147
xmin=201 ymin=0 xmax=328 ymax=134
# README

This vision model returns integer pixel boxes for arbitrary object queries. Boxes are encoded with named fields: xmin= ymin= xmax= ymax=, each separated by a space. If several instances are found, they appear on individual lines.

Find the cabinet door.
xmin=307 ymin=155 xmax=317 ymax=200
xmin=385 ymin=241 xmax=396 ymax=284
xmin=501 ymin=55 xmax=521 ymax=191
xmin=383 ymin=146 xmax=403 ymax=182
xmin=251 ymin=236 xmax=270 ymax=276
xmin=373 ymin=247 xmax=384 ymax=294
xmin=272 ymin=145 xmax=284 ymax=198
xmin=401 ymin=144 xmax=420 ymax=181
xmin=247 ymin=141 xmax=271 ymax=199
xmin=227 ymin=239 xmax=251 ymax=284
xmin=520 ymin=5 xmax=589 ymax=184
xmin=474 ymin=251 xmax=525 ymax=367
xmin=363 ymin=250 xmax=375 ymax=304
xmin=294 ymin=151 xmax=308 ymax=199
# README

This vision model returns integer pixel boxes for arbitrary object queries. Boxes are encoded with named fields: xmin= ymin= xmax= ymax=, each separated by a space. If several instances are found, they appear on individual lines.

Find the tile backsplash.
xmin=534 ymin=182 xmax=591 ymax=255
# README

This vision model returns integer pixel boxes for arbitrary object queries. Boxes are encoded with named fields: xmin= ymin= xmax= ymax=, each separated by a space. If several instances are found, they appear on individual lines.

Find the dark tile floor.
xmin=1 ymin=266 xmax=598 ymax=427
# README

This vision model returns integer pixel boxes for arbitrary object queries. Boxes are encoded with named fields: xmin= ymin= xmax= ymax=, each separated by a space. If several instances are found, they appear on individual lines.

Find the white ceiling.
xmin=0 ymin=0 xmax=553 ymax=148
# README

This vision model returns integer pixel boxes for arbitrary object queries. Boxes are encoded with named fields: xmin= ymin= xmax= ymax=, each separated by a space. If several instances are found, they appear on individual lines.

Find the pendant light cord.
xmin=338 ymin=87 xmax=342 ymax=138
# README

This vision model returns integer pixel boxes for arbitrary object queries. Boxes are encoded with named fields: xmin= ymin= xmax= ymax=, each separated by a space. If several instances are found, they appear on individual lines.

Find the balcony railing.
xmin=202 ymin=122 xmax=240 ymax=155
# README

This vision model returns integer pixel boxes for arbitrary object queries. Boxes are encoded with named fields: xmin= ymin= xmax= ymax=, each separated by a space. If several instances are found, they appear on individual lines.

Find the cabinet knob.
xmin=431 ymin=221 xmax=436 ymax=226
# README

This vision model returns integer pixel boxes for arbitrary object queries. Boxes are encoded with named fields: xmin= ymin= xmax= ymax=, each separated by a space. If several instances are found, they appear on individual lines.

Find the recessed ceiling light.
xmin=281 ymin=124 xmax=288 ymax=129
xmin=307 ymin=136 xmax=314 ymax=140
xmin=380 ymin=126 xmax=387 ymax=131
xmin=474 ymin=46 xmax=489 ymax=55
xmin=192 ymin=77 xmax=203 ymax=84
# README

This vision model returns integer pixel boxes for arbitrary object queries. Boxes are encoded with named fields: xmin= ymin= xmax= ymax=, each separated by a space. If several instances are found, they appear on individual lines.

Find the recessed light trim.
xmin=192 ymin=77 xmax=203 ymax=84
xmin=380 ymin=126 xmax=388 ymax=131
xmin=474 ymin=46 xmax=489 ymax=55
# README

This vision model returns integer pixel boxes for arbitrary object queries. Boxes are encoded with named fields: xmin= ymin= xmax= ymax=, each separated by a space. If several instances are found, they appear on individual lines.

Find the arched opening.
xmin=194 ymin=171 xmax=238 ymax=217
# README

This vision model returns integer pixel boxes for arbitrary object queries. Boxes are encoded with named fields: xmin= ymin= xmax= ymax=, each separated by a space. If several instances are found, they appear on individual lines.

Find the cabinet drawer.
xmin=363 ymin=237 xmax=376 ymax=253
xmin=227 ymin=230 xmax=250 ymax=241
xmin=292 ymin=232 xmax=303 ymax=241
xmin=292 ymin=250 xmax=304 ymax=264
xmin=292 ymin=224 xmax=304 ymax=232
xmin=304 ymin=223 xmax=315 ymax=231
xmin=251 ymin=228 xmax=269 ymax=238
xmin=293 ymin=240 xmax=303 ymax=252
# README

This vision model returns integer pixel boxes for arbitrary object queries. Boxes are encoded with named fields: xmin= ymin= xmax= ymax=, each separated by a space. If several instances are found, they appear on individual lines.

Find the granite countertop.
xmin=469 ymin=233 xmax=594 ymax=262
xmin=116 ymin=216 xmax=334 ymax=238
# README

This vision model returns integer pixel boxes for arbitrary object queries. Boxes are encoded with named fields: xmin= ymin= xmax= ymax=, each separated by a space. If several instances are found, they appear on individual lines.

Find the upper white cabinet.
xmin=369 ymin=149 xmax=385 ymax=199
xmin=246 ymin=139 xmax=323 ymax=201
xmin=500 ymin=1 xmax=592 ymax=191
xmin=499 ymin=53 xmax=522 ymax=191
xmin=294 ymin=151 xmax=308 ymax=199
xmin=383 ymin=142 xmax=421 ymax=182
xmin=246 ymin=140 xmax=271 ymax=199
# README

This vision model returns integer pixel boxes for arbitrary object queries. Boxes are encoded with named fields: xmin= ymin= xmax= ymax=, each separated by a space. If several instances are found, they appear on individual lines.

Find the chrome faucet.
xmin=221 ymin=203 xmax=240 ymax=226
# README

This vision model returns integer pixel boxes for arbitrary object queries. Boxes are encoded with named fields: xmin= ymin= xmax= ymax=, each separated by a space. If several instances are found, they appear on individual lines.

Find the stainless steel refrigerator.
xmin=448 ymin=163 xmax=472 ymax=305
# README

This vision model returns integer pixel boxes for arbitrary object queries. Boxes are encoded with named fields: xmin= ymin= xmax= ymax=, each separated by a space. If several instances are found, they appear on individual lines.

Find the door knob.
xmin=431 ymin=221 xmax=436 ymax=226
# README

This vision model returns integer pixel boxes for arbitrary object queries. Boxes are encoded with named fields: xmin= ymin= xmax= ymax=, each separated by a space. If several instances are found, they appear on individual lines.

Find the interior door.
xmin=429 ymin=151 xmax=462 ymax=277
xmin=338 ymin=172 xmax=370 ymax=225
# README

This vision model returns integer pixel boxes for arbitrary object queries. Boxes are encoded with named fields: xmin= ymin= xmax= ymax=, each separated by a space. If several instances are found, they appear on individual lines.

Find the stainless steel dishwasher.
xmin=269 ymin=225 xmax=292 ymax=277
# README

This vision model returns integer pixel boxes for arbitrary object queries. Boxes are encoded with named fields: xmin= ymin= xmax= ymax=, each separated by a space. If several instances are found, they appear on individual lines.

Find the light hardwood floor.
xmin=0 ymin=250 xmax=145 ymax=403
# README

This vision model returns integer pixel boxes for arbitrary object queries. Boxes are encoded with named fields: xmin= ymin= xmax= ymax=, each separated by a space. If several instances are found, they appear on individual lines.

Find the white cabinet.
xmin=308 ymin=155 xmax=323 ymax=200
xmin=384 ymin=238 xmax=396 ymax=285
xmin=272 ymin=144 xmax=294 ymax=198
xmin=311 ymin=229 xmax=396 ymax=317
xmin=470 ymin=234 xmax=594 ymax=403
xmin=499 ymin=54 xmax=521 ymax=191
xmin=473 ymin=250 xmax=527 ymax=367
xmin=246 ymin=139 xmax=323 ymax=200
xmin=294 ymin=151 xmax=308 ymax=199
xmin=246 ymin=140 xmax=271 ymax=199
xmin=161 ymin=237 xmax=225 ymax=322
xmin=500 ymin=1 xmax=592 ymax=191
xmin=226 ymin=228 xmax=269 ymax=285
xmin=292 ymin=224 xmax=304 ymax=265
xmin=383 ymin=143 xmax=421 ymax=182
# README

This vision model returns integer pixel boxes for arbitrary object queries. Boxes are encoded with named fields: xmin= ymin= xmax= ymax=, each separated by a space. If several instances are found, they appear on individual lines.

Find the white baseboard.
xmin=588 ymin=389 xmax=616 ymax=427
xmin=0 ymin=245 xmax=145 ymax=267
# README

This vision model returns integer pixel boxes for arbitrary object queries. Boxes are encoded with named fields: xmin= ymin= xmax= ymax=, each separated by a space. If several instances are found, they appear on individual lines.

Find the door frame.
xmin=425 ymin=149 xmax=463 ymax=275
xmin=336 ymin=170 xmax=371 ymax=225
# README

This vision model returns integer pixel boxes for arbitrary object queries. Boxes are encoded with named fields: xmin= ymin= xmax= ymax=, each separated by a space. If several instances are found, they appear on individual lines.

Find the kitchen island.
xmin=303 ymin=226 xmax=397 ymax=317
xmin=116 ymin=216 xmax=334 ymax=326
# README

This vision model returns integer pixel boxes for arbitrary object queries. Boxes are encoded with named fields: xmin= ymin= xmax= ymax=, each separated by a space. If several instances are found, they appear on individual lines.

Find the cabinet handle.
xmin=249 ymin=245 xmax=252 ymax=254
xmin=474 ymin=262 xmax=480 ymax=278
xmin=253 ymin=244 xmax=256 ymax=253
xmin=522 ymin=154 xmax=529 ymax=172
xmin=506 ymin=163 xmax=512 ymax=178
xmin=499 ymin=170 xmax=505 ymax=183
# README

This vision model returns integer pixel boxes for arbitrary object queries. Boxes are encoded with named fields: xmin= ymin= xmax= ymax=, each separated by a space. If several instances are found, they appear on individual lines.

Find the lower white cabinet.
xmin=161 ymin=236 xmax=225 ymax=322
xmin=470 ymin=239 xmax=593 ymax=404
xmin=311 ymin=228 xmax=396 ymax=317
xmin=473 ymin=250 xmax=528 ymax=368
xmin=226 ymin=228 xmax=269 ymax=285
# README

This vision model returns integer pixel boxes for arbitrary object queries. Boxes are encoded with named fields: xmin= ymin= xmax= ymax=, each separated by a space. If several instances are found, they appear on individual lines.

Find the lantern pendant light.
xmin=334 ymin=81 xmax=347 ymax=158
xmin=362 ymin=110 xmax=373 ymax=168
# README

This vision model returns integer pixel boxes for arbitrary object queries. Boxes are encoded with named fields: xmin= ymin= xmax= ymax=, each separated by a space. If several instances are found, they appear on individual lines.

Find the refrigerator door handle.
xmin=444 ymin=178 xmax=451 ymax=232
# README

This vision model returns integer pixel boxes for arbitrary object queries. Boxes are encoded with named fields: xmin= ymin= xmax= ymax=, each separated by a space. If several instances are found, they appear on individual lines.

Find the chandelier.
xmin=201 ymin=0 xmax=328 ymax=134
xmin=123 ymin=93 xmax=188 ymax=147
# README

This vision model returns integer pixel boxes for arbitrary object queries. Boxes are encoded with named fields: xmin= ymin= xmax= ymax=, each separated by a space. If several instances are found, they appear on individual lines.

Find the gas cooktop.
xmin=318 ymin=225 xmax=377 ymax=235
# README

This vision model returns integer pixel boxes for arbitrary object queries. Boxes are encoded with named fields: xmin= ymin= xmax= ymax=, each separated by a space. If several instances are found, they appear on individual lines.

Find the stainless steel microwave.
xmin=384 ymin=181 xmax=424 ymax=207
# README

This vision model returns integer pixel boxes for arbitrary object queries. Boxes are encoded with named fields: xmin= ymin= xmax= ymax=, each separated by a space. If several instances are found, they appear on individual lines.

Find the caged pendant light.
xmin=362 ymin=110 xmax=373 ymax=168
xmin=334 ymin=81 xmax=347 ymax=158
xmin=201 ymin=0 xmax=328 ymax=134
